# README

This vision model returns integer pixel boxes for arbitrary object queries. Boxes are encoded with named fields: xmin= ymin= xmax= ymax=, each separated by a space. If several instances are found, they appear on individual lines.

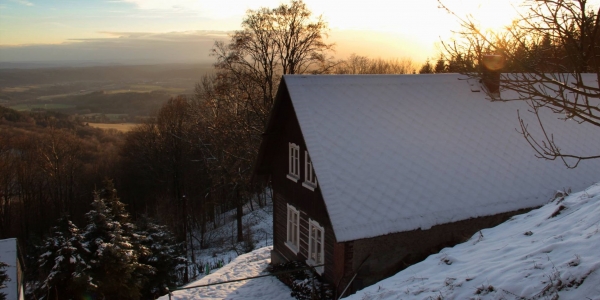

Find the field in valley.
xmin=87 ymin=122 xmax=139 ymax=132
xmin=0 ymin=63 xmax=212 ymax=119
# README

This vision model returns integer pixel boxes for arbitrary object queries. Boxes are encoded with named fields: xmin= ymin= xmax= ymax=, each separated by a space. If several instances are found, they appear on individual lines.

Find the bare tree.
xmin=440 ymin=0 xmax=600 ymax=167
xmin=212 ymin=0 xmax=334 ymax=114
xmin=36 ymin=127 xmax=83 ymax=216
xmin=192 ymin=72 xmax=260 ymax=244
xmin=194 ymin=0 xmax=334 ymax=244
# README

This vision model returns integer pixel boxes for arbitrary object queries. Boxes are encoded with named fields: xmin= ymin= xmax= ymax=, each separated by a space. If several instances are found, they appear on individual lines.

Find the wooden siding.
xmin=260 ymin=91 xmax=337 ymax=287
xmin=273 ymin=191 xmax=338 ymax=283
xmin=269 ymin=95 xmax=330 ymax=224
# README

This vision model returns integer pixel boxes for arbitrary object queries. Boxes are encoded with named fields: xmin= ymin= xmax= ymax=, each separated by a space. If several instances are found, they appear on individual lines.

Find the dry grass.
xmin=1 ymin=85 xmax=49 ymax=92
xmin=87 ymin=122 xmax=139 ymax=132
xmin=2 ymin=87 xmax=32 ymax=92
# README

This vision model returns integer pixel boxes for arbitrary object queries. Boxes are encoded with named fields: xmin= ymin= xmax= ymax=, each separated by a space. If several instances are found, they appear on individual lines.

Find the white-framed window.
xmin=302 ymin=150 xmax=317 ymax=191
xmin=287 ymin=142 xmax=300 ymax=182
xmin=307 ymin=219 xmax=325 ymax=274
xmin=285 ymin=204 xmax=300 ymax=254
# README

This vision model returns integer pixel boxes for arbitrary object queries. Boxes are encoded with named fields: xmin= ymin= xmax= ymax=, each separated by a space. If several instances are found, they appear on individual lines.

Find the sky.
xmin=0 ymin=0 xmax=522 ymax=66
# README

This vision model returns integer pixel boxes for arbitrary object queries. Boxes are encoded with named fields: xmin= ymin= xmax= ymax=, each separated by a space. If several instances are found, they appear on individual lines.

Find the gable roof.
xmin=268 ymin=74 xmax=600 ymax=242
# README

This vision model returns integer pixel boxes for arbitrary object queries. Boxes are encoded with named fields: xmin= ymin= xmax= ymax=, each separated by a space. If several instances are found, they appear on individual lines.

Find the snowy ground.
xmin=159 ymin=246 xmax=293 ymax=300
xmin=185 ymin=200 xmax=274 ymax=282
xmin=158 ymin=195 xmax=294 ymax=300
xmin=347 ymin=182 xmax=600 ymax=300
xmin=160 ymin=183 xmax=600 ymax=300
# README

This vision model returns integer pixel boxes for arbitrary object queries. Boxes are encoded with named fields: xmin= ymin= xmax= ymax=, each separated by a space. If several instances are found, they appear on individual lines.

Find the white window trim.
xmin=302 ymin=150 xmax=317 ymax=191
xmin=306 ymin=218 xmax=325 ymax=275
xmin=285 ymin=204 xmax=300 ymax=254
xmin=287 ymin=142 xmax=300 ymax=182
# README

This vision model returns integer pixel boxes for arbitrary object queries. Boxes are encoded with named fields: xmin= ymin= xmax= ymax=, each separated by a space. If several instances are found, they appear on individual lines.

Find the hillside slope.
xmin=157 ymin=182 xmax=600 ymax=299
xmin=347 ymin=182 xmax=600 ymax=300
xmin=160 ymin=247 xmax=293 ymax=300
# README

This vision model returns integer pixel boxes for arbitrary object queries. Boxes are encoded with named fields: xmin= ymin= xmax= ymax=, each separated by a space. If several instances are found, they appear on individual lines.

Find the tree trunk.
xmin=236 ymin=189 xmax=243 ymax=243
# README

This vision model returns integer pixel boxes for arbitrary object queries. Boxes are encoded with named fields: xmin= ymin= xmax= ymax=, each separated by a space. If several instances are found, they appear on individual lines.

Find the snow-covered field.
xmin=160 ymin=182 xmax=600 ymax=300
xmin=348 ymin=182 xmax=600 ymax=300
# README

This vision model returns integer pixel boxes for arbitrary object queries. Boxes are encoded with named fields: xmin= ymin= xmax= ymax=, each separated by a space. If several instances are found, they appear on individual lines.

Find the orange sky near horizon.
xmin=0 ymin=0 xmax=524 ymax=63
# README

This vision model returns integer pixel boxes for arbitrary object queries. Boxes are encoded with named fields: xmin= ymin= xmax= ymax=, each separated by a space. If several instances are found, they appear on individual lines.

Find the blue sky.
xmin=0 ymin=0 xmax=523 ymax=65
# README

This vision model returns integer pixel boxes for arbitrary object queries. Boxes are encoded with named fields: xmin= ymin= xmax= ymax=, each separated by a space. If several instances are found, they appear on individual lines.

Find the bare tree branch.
xmin=440 ymin=0 xmax=600 ymax=167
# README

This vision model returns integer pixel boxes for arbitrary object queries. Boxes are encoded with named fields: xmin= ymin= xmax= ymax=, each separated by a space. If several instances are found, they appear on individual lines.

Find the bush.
xmin=268 ymin=261 xmax=334 ymax=300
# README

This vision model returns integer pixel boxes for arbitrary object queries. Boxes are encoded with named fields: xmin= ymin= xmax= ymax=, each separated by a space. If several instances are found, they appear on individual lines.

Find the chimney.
xmin=481 ymin=54 xmax=504 ymax=96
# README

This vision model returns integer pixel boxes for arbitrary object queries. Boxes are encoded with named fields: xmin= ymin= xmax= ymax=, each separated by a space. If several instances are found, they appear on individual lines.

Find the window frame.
xmin=307 ymin=218 xmax=325 ymax=274
xmin=287 ymin=142 xmax=300 ymax=182
xmin=285 ymin=204 xmax=300 ymax=254
xmin=302 ymin=150 xmax=317 ymax=191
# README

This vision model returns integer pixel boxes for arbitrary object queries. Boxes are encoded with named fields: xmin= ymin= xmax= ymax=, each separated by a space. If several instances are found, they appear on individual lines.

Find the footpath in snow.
xmin=159 ymin=246 xmax=293 ymax=300
xmin=347 ymin=182 xmax=600 ymax=300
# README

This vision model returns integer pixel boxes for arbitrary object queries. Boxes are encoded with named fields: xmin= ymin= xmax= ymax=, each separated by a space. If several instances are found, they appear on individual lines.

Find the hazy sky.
xmin=0 ymin=0 xmax=522 ymax=65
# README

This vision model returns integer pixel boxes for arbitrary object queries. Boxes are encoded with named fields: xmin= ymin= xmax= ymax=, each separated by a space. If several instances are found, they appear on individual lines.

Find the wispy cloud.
xmin=10 ymin=0 xmax=34 ymax=6
xmin=120 ymin=0 xmax=200 ymax=11
xmin=94 ymin=30 xmax=229 ymax=40
xmin=119 ymin=0 xmax=281 ymax=18
xmin=0 ymin=30 xmax=230 ymax=64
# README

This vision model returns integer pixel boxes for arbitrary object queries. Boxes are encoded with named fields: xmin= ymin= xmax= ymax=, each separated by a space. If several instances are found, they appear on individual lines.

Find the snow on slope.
xmin=159 ymin=183 xmax=600 ymax=300
xmin=160 ymin=246 xmax=293 ymax=300
xmin=347 ymin=182 xmax=600 ymax=300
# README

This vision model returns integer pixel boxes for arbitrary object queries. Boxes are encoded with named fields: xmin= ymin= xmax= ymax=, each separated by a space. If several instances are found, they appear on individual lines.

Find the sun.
xmin=461 ymin=0 xmax=520 ymax=32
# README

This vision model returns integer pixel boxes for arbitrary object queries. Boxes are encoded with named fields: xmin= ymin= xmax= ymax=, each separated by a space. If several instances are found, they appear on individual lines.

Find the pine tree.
xmin=434 ymin=57 xmax=447 ymax=73
xmin=83 ymin=180 xmax=153 ymax=300
xmin=419 ymin=59 xmax=434 ymax=74
xmin=36 ymin=217 xmax=92 ymax=299
xmin=136 ymin=216 xmax=187 ymax=299
xmin=0 ymin=261 xmax=8 ymax=300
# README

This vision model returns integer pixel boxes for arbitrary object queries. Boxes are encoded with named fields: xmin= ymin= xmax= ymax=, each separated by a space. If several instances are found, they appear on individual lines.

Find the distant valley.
xmin=0 ymin=63 xmax=213 ymax=123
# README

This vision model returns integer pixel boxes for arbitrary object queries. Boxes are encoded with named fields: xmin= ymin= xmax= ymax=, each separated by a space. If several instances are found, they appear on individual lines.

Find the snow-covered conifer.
xmin=136 ymin=216 xmax=187 ymax=298
xmin=82 ymin=180 xmax=153 ymax=300
xmin=35 ymin=216 xmax=92 ymax=300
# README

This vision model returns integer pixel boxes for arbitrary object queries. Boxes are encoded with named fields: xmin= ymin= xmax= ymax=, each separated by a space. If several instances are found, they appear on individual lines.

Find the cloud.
xmin=0 ymin=29 xmax=436 ymax=66
xmin=0 ymin=30 xmax=230 ymax=65
xmin=120 ymin=0 xmax=282 ymax=18
xmin=120 ymin=0 xmax=200 ymax=10
xmin=10 ymin=0 xmax=34 ymax=6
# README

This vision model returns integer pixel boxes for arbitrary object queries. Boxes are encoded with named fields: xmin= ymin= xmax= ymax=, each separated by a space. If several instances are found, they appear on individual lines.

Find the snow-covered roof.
xmin=283 ymin=74 xmax=600 ymax=242
xmin=0 ymin=238 xmax=19 ymax=300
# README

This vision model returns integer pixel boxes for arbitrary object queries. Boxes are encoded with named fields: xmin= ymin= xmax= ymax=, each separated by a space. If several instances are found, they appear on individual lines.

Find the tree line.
xmin=0 ymin=107 xmax=122 ymax=241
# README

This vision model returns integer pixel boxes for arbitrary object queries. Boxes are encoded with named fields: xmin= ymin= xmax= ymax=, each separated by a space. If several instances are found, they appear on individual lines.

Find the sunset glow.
xmin=445 ymin=0 xmax=520 ymax=32
xmin=0 ymin=0 xmax=526 ymax=64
